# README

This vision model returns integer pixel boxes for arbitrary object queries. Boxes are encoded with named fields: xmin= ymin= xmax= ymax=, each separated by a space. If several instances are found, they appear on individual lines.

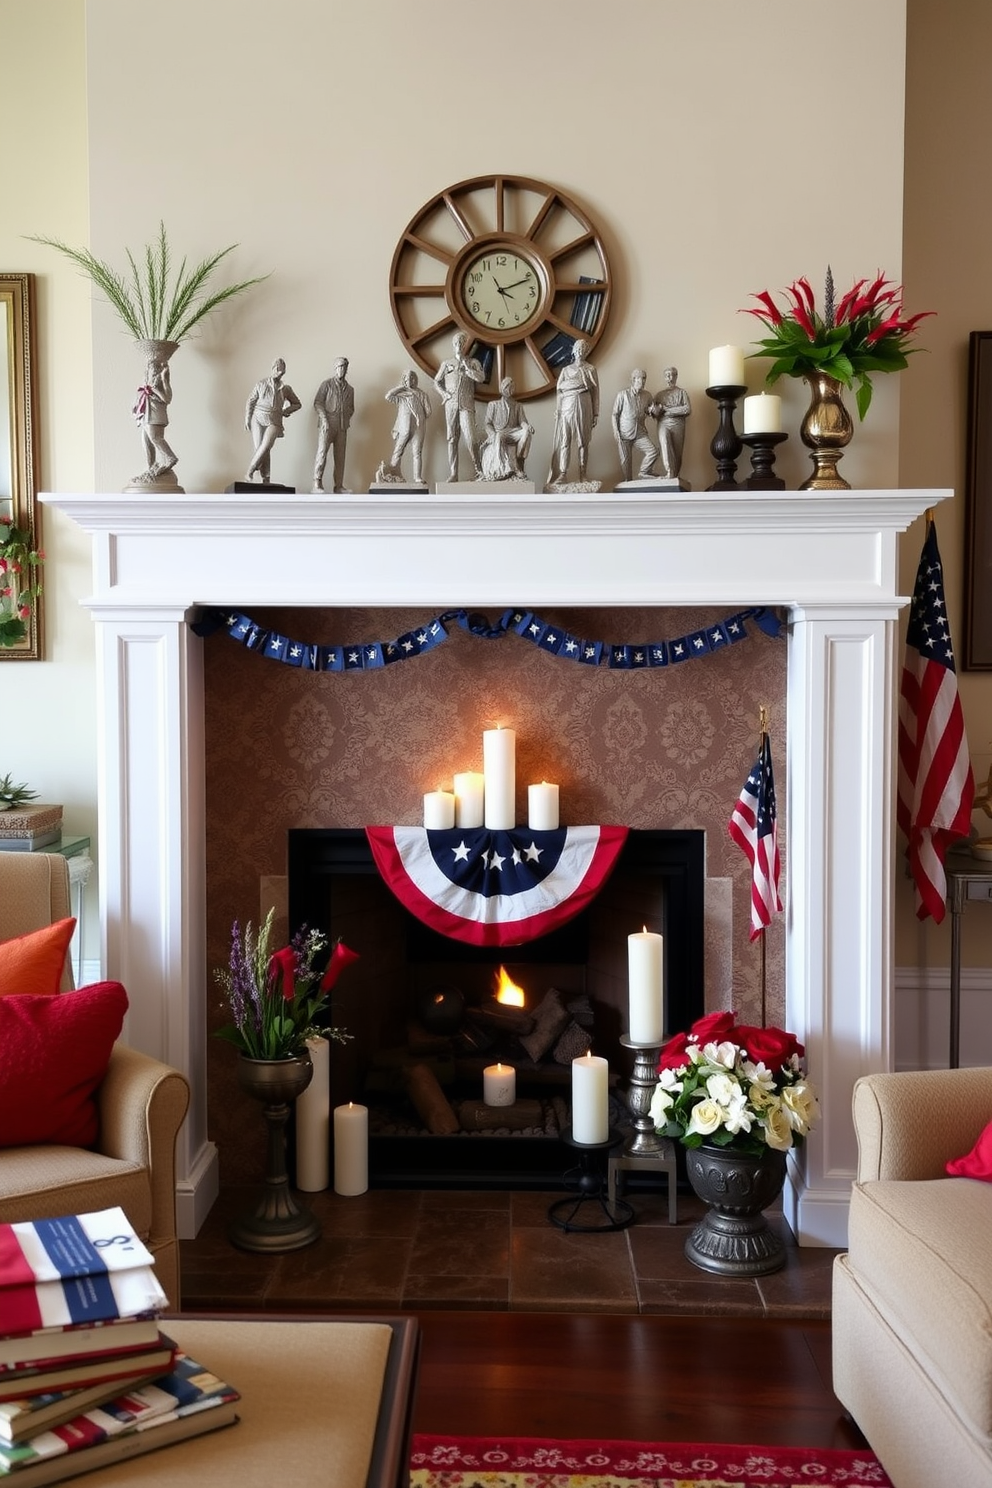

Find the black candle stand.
xmin=548 ymin=1127 xmax=634 ymax=1233
xmin=705 ymin=384 xmax=747 ymax=490
xmin=741 ymin=430 xmax=788 ymax=490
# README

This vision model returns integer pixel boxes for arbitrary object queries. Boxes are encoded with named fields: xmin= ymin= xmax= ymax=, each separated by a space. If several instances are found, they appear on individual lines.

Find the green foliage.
xmin=0 ymin=773 xmax=39 ymax=807
xmin=0 ymin=517 xmax=44 ymax=648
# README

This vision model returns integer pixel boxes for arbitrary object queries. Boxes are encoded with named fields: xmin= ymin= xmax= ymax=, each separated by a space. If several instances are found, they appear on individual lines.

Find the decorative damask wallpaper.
xmin=204 ymin=604 xmax=786 ymax=1182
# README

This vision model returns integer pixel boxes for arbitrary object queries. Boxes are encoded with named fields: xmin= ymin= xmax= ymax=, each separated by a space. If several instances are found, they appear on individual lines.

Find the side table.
xmin=946 ymin=849 xmax=992 ymax=1068
xmin=54 ymin=835 xmax=95 ymax=984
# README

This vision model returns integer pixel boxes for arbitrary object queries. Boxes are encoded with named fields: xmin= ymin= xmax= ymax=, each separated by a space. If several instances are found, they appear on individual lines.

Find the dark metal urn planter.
xmin=229 ymin=1052 xmax=321 ymax=1253
xmin=684 ymin=1143 xmax=788 ymax=1277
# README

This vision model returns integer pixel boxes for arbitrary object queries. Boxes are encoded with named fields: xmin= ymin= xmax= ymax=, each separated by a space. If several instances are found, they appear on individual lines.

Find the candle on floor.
xmin=454 ymin=770 xmax=485 ymax=829
xmin=423 ymin=787 xmax=455 ymax=830
xmin=295 ymin=1034 xmax=330 ymax=1191
xmin=527 ymin=781 xmax=559 ymax=831
xmin=627 ymin=927 xmax=664 ymax=1044
xmin=333 ymin=1102 xmax=368 ymax=1196
xmin=483 ymin=1062 xmax=516 ymax=1107
xmin=708 ymin=345 xmax=745 ymax=387
xmin=483 ymin=726 xmax=516 ymax=830
xmin=743 ymin=392 xmax=782 ymax=434
xmin=571 ymin=1052 xmax=609 ymax=1145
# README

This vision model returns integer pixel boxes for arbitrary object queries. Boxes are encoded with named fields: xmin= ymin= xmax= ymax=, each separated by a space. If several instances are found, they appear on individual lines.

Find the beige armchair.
xmin=0 ymin=852 xmax=189 ymax=1309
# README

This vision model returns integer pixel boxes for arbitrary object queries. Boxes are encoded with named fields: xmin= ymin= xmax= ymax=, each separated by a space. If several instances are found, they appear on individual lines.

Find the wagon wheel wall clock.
xmin=388 ymin=174 xmax=613 ymax=401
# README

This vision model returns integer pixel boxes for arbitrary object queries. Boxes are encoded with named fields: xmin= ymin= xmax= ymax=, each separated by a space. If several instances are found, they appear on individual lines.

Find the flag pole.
xmin=759 ymin=705 xmax=768 ymax=1028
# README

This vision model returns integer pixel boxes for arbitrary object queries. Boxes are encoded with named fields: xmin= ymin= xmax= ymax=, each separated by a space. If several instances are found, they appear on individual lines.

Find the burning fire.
xmin=494 ymin=965 xmax=525 ymax=1008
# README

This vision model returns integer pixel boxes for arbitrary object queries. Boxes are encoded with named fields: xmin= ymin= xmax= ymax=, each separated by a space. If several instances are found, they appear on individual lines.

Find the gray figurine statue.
xmin=547 ymin=337 xmax=599 ymax=487
xmin=245 ymin=358 xmax=302 ymax=484
xmin=612 ymin=369 xmax=660 ymax=482
xmin=313 ymin=357 xmax=355 ymax=494
xmin=131 ymin=350 xmax=179 ymax=486
xmin=375 ymin=370 xmax=433 ymax=485
xmin=480 ymin=376 xmax=535 ymax=480
xmin=433 ymin=331 xmax=484 ymax=481
xmin=651 ymin=366 xmax=691 ymax=480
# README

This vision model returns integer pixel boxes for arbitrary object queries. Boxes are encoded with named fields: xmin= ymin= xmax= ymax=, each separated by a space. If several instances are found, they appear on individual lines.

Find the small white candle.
xmin=571 ymin=1052 xmax=609 ymax=1145
xmin=527 ymin=781 xmax=559 ymax=831
xmin=423 ymin=788 xmax=455 ymax=830
xmin=483 ymin=1062 xmax=516 ymax=1107
xmin=708 ymin=344 xmax=745 ymax=388
xmin=743 ymin=392 xmax=782 ymax=434
xmin=483 ymin=726 xmax=516 ymax=830
xmin=333 ymin=1102 xmax=368 ymax=1196
xmin=628 ymin=928 xmax=664 ymax=1044
xmin=454 ymin=770 xmax=485 ymax=829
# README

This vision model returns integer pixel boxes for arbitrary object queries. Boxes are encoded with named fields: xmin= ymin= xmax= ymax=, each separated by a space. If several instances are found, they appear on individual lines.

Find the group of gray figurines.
xmin=130 ymin=332 xmax=691 ymax=496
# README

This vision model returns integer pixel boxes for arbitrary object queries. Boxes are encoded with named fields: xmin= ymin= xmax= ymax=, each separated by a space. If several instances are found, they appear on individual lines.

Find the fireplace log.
xmin=404 ymin=1061 xmax=461 ymax=1135
xmin=457 ymin=1099 xmax=544 ymax=1132
xmin=405 ymin=1019 xmax=454 ymax=1058
xmin=466 ymin=999 xmax=535 ymax=1036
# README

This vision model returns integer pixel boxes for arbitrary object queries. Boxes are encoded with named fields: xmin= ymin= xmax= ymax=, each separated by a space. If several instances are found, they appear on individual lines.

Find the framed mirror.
xmin=0 ymin=273 xmax=41 ymax=660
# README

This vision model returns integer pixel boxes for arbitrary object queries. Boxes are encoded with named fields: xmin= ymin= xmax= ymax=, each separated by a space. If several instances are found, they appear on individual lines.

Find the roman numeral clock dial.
xmin=388 ymin=174 xmax=613 ymax=401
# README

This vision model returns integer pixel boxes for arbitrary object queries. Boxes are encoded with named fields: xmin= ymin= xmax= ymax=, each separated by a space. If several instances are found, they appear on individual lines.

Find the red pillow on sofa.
xmin=0 ymin=981 xmax=128 ymax=1148
xmin=946 ymin=1120 xmax=992 ymax=1180
xmin=0 ymin=919 xmax=77 ymax=997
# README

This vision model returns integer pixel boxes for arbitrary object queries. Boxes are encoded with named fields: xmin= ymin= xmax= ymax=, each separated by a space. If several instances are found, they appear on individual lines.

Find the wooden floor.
xmin=410 ymin=1310 xmax=864 ymax=1451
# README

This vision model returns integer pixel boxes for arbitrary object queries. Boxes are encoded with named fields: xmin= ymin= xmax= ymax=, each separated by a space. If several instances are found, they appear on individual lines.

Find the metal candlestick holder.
xmin=741 ymin=430 xmax=788 ymax=490
xmin=705 ymin=384 xmax=747 ymax=490
xmin=607 ymin=1035 xmax=678 ymax=1223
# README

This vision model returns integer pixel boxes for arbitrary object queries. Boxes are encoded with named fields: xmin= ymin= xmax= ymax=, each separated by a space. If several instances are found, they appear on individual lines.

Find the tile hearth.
xmin=179 ymin=1186 xmax=838 ymax=1317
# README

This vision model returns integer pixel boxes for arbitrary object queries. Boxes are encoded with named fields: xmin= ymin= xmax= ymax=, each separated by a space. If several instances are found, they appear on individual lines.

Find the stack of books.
xmin=0 ymin=1209 xmax=239 ymax=1484
xmin=0 ymin=807 xmax=64 ymax=854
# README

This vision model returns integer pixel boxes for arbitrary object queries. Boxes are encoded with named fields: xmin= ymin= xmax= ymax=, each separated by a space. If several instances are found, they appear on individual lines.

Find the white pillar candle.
xmin=627 ymin=928 xmax=664 ymax=1044
xmin=743 ymin=392 xmax=782 ymax=434
xmin=483 ymin=726 xmax=516 ymax=829
xmin=483 ymin=1062 xmax=516 ymax=1106
xmin=423 ymin=788 xmax=455 ymax=830
xmin=708 ymin=345 xmax=745 ymax=388
xmin=333 ymin=1102 xmax=368 ymax=1195
xmin=454 ymin=770 xmax=485 ymax=829
xmin=295 ymin=1035 xmax=330 ymax=1191
xmin=571 ymin=1053 xmax=609 ymax=1145
xmin=527 ymin=781 xmax=559 ymax=831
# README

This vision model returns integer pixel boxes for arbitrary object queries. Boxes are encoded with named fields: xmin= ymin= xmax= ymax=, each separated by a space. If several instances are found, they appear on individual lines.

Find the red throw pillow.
xmin=0 ymin=919 xmax=77 ymax=997
xmin=946 ymin=1120 xmax=992 ymax=1180
xmin=0 ymin=981 xmax=127 ymax=1148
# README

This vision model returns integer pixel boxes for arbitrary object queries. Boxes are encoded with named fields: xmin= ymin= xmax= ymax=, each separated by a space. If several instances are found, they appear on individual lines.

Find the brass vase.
xmin=229 ymin=1051 xmax=321 ymax=1253
xmin=684 ymin=1143 xmax=788 ymax=1276
xmin=799 ymin=371 xmax=854 ymax=491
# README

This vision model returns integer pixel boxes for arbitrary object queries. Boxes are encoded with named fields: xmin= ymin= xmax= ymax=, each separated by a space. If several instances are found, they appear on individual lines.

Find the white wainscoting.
xmin=895 ymin=966 xmax=992 ymax=1070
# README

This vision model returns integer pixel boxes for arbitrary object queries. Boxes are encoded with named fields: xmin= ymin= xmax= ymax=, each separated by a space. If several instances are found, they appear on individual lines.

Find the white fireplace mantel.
xmin=44 ymin=487 xmax=949 ymax=1245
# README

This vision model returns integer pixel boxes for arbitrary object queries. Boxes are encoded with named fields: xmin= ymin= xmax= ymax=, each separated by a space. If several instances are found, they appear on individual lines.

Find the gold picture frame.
xmin=0 ymin=273 xmax=41 ymax=660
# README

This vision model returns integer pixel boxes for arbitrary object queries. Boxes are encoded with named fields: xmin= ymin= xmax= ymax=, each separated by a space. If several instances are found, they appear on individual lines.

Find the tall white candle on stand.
xmin=333 ymin=1102 xmax=368 ymax=1195
xmin=571 ymin=1052 xmax=609 ymax=1144
xmin=483 ymin=726 xmax=516 ymax=829
xmin=295 ymin=1035 xmax=330 ymax=1191
xmin=708 ymin=345 xmax=745 ymax=387
xmin=454 ymin=770 xmax=485 ymax=828
xmin=627 ymin=928 xmax=664 ymax=1044
xmin=743 ymin=392 xmax=782 ymax=434
xmin=423 ymin=788 xmax=455 ymax=830
xmin=527 ymin=781 xmax=559 ymax=830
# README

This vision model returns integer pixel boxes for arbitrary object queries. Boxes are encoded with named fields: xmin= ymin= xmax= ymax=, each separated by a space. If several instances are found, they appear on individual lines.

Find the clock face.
xmin=460 ymin=247 xmax=543 ymax=334
xmin=388 ymin=174 xmax=613 ymax=400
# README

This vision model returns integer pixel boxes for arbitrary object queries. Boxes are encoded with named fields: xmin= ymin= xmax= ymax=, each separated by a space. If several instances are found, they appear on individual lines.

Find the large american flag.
xmin=729 ymin=732 xmax=783 ymax=941
xmin=897 ymin=518 xmax=973 ymax=922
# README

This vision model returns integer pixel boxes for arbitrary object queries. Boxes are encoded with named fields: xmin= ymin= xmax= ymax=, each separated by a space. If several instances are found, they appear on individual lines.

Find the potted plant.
xmin=650 ymin=1009 xmax=820 ymax=1276
xmin=0 ymin=773 xmax=39 ymax=812
xmin=742 ymin=269 xmax=933 ymax=489
xmin=0 ymin=517 xmax=44 ymax=650
xmin=30 ymin=222 xmax=267 ymax=491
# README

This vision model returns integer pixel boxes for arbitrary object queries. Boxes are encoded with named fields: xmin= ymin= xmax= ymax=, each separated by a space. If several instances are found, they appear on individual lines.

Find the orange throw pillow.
xmin=0 ymin=919 xmax=77 ymax=997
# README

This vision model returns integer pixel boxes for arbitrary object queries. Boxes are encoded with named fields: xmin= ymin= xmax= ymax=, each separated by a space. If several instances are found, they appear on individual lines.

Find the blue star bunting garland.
xmin=192 ymin=605 xmax=780 ymax=675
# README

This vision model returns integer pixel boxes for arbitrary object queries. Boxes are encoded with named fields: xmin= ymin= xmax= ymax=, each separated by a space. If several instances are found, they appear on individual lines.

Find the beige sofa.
xmin=833 ymin=1066 xmax=992 ymax=1488
xmin=0 ymin=852 xmax=190 ymax=1309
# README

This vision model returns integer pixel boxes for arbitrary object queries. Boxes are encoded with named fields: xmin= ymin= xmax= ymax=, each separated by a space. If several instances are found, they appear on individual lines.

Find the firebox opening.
xmin=288 ymin=827 xmax=704 ymax=1188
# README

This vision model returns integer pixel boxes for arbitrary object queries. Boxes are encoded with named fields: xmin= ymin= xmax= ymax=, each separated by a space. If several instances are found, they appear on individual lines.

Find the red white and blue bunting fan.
xmin=193 ymin=605 xmax=781 ymax=672
xmin=366 ymin=824 xmax=629 ymax=947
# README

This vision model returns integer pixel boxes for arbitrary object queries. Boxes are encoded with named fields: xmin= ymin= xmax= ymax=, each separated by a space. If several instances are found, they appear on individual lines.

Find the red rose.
xmin=736 ymin=1023 xmax=804 ymax=1068
xmin=689 ymin=1010 xmax=738 ymax=1046
xmin=658 ymin=1030 xmax=690 ymax=1072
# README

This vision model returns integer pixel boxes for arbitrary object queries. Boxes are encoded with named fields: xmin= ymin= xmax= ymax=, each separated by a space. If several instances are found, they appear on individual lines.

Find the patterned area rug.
xmin=410 ymin=1435 xmax=893 ymax=1487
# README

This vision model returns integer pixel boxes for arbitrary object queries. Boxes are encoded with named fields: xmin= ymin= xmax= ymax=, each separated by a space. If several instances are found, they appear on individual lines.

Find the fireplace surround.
xmin=44 ymin=486 xmax=946 ymax=1245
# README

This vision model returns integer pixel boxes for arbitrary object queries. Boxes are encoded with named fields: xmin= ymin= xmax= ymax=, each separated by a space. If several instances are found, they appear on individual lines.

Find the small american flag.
xmin=729 ymin=732 xmax=783 ymax=941
xmin=897 ymin=518 xmax=973 ymax=922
